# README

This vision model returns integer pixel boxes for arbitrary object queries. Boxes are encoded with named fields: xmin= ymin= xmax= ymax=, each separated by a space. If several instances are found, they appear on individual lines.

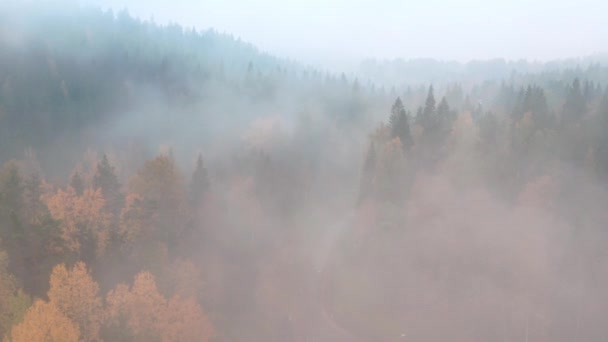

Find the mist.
xmin=81 ymin=0 xmax=608 ymax=69
xmin=1 ymin=1 xmax=608 ymax=342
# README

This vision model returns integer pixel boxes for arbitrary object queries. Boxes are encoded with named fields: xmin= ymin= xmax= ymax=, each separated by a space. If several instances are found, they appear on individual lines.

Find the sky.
xmin=83 ymin=0 xmax=608 ymax=69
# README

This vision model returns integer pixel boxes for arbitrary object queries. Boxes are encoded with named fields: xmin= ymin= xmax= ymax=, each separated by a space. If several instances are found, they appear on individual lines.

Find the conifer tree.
xmin=563 ymin=78 xmax=587 ymax=122
xmin=389 ymin=98 xmax=413 ymax=150
xmin=92 ymin=154 xmax=122 ymax=214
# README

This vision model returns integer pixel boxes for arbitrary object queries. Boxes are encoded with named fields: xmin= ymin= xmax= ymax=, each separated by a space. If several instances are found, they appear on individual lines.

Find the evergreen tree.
xmin=419 ymin=87 xmax=445 ymax=146
xmin=0 ymin=162 xmax=24 ymax=243
xmin=23 ymin=172 xmax=47 ymax=225
xmin=421 ymin=85 xmax=436 ymax=128
xmin=92 ymin=154 xmax=121 ymax=214
xmin=563 ymin=78 xmax=587 ymax=122
xmin=437 ymin=97 xmax=452 ymax=124
xmin=595 ymin=90 xmax=608 ymax=174
xmin=389 ymin=98 xmax=413 ymax=150
xmin=389 ymin=98 xmax=404 ymax=128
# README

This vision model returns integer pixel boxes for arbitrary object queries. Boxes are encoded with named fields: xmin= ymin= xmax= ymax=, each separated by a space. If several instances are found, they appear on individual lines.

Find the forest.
xmin=2 ymin=2 xmax=608 ymax=342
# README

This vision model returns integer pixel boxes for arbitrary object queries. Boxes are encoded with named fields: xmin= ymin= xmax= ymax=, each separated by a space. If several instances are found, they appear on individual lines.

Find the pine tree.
xmin=421 ymin=85 xmax=436 ymax=128
xmin=437 ymin=96 xmax=452 ymax=126
xmin=389 ymin=98 xmax=413 ymax=150
xmin=389 ymin=98 xmax=404 ymax=128
xmin=396 ymin=110 xmax=414 ymax=149
xmin=93 ymin=155 xmax=120 ymax=196
xmin=92 ymin=154 xmax=121 ymax=214
xmin=22 ymin=172 xmax=44 ymax=225
xmin=595 ymin=90 xmax=608 ymax=174
xmin=563 ymin=78 xmax=587 ymax=122
xmin=0 ymin=162 xmax=24 ymax=243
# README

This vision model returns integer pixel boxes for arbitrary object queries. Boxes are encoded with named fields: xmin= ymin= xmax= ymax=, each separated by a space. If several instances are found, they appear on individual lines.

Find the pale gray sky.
xmin=84 ymin=0 xmax=608 ymax=69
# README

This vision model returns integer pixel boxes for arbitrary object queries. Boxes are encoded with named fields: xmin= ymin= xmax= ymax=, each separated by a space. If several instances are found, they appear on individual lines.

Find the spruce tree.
xmin=92 ymin=154 xmax=121 ymax=214
xmin=422 ymin=85 xmax=436 ymax=126
xmin=389 ymin=97 xmax=414 ymax=150
xmin=437 ymin=96 xmax=453 ymax=138
xmin=563 ymin=78 xmax=587 ymax=122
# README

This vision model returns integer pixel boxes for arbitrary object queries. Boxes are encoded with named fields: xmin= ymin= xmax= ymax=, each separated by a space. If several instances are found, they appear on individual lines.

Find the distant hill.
xmin=0 ymin=4 xmax=370 ymax=170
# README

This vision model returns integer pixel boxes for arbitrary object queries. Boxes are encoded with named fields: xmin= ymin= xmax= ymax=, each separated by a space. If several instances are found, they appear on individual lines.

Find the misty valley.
xmin=1 ymin=2 xmax=608 ymax=341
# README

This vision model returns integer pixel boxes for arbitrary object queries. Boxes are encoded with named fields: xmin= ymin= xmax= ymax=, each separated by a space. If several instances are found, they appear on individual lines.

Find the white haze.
xmin=82 ymin=0 xmax=608 ymax=70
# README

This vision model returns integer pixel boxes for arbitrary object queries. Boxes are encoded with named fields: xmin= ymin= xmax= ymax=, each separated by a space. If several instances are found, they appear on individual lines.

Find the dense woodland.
xmin=2 ymin=3 xmax=608 ymax=342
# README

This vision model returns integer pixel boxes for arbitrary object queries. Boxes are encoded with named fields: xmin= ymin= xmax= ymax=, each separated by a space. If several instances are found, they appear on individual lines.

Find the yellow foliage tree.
xmin=47 ymin=262 xmax=102 ymax=342
xmin=161 ymin=295 xmax=214 ymax=342
xmin=106 ymin=272 xmax=166 ymax=341
xmin=44 ymin=187 xmax=111 ymax=259
xmin=106 ymin=271 xmax=214 ymax=342
xmin=8 ymin=300 xmax=80 ymax=342
xmin=0 ymin=250 xmax=16 ymax=337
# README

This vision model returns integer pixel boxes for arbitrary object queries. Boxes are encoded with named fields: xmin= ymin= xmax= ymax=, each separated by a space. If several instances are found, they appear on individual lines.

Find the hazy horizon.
xmin=80 ymin=0 xmax=608 ymax=70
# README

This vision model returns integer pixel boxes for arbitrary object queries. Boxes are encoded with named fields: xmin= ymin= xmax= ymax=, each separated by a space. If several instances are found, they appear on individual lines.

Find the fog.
xmin=1 ymin=2 xmax=608 ymax=342
xmin=82 ymin=0 xmax=608 ymax=69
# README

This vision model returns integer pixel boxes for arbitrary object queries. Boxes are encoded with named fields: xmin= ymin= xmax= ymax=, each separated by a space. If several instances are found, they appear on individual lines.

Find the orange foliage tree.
xmin=44 ymin=187 xmax=111 ymax=261
xmin=47 ymin=262 xmax=103 ymax=342
xmin=8 ymin=300 xmax=80 ymax=342
xmin=106 ymin=271 xmax=213 ymax=342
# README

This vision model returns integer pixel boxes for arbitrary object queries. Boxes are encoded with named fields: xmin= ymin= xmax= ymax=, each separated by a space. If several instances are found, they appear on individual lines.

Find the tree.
xmin=106 ymin=271 xmax=214 ymax=342
xmin=421 ymin=85 xmax=436 ymax=128
xmin=3 ymin=290 xmax=31 ymax=336
xmin=388 ymin=98 xmax=404 ymax=129
xmin=595 ymin=90 xmax=608 ymax=174
xmin=418 ymin=88 xmax=452 ymax=160
xmin=563 ymin=78 xmax=587 ymax=122
xmin=0 ymin=249 xmax=17 ymax=337
xmin=436 ymin=96 xmax=454 ymax=138
xmin=0 ymin=162 xmax=24 ymax=241
xmin=47 ymin=262 xmax=103 ymax=342
xmin=4 ymin=169 xmax=57 ymax=297
xmin=388 ymin=98 xmax=413 ymax=150
xmin=128 ymin=155 xmax=188 ymax=251
xmin=161 ymin=295 xmax=214 ymax=342
xmin=21 ymin=172 xmax=47 ymax=226
xmin=44 ymin=187 xmax=111 ymax=261
xmin=106 ymin=272 xmax=167 ymax=341
xmin=118 ymin=193 xmax=146 ymax=246
xmin=92 ymin=154 xmax=121 ymax=214
xmin=190 ymin=154 xmax=210 ymax=207
xmin=8 ymin=300 xmax=80 ymax=342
